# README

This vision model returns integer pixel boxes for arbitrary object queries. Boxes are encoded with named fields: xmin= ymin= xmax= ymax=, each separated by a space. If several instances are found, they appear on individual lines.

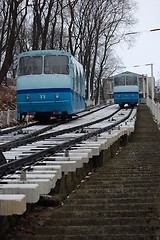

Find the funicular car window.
xmin=44 ymin=55 xmax=69 ymax=74
xmin=19 ymin=56 xmax=42 ymax=76
xmin=126 ymin=76 xmax=138 ymax=85
xmin=114 ymin=77 xmax=125 ymax=86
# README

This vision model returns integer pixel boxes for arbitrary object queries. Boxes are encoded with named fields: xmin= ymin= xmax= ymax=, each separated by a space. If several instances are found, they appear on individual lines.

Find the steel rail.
xmin=0 ymin=106 xmax=119 ymax=152
xmin=0 ymin=121 xmax=37 ymax=136
xmin=0 ymin=104 xmax=112 ymax=152
xmin=0 ymin=104 xmax=109 ymax=136
xmin=0 ymin=108 xmax=133 ymax=178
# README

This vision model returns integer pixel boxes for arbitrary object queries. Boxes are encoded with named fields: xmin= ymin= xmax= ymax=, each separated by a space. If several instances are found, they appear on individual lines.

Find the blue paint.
xmin=17 ymin=88 xmax=73 ymax=94
xmin=16 ymin=50 xmax=85 ymax=120
xmin=114 ymin=91 xmax=139 ymax=94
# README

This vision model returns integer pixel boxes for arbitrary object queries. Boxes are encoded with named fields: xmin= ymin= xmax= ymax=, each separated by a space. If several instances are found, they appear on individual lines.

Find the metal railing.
xmin=147 ymin=98 xmax=160 ymax=126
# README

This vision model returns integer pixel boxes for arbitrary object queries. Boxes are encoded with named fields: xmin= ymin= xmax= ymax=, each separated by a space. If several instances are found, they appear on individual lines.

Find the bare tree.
xmin=0 ymin=0 xmax=137 ymax=97
xmin=32 ymin=0 xmax=70 ymax=50
xmin=0 ymin=0 xmax=29 ymax=84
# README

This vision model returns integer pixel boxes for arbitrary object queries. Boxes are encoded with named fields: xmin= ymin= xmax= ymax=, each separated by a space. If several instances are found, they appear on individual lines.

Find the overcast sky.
xmin=115 ymin=0 xmax=160 ymax=84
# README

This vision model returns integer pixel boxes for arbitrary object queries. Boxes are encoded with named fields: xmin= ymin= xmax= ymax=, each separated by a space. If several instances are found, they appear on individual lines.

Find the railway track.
xmin=0 ymin=104 xmax=110 ymax=152
xmin=0 ymin=104 xmax=137 ymax=238
xmin=3 ymin=105 xmax=160 ymax=240
xmin=0 ymin=105 xmax=133 ymax=178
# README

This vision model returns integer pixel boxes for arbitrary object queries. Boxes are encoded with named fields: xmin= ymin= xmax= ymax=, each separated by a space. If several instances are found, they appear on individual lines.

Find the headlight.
xmin=25 ymin=95 xmax=30 ymax=100
xmin=56 ymin=94 xmax=59 ymax=99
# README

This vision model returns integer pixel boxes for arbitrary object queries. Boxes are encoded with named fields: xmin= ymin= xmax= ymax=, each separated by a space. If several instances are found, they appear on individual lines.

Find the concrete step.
xmin=35 ymin=225 xmax=159 ymax=235
xmin=51 ymin=209 xmax=156 ymax=219
xmin=44 ymin=216 xmax=159 ymax=226
xmin=69 ymin=191 xmax=160 ymax=199
xmin=92 ymin=169 xmax=160 ymax=174
xmin=63 ymin=197 xmax=160 ymax=205
xmin=57 ymin=203 xmax=158 ymax=211
xmin=70 ymin=187 xmax=160 ymax=194
xmin=15 ymin=234 xmax=160 ymax=240
xmin=83 ymin=179 xmax=160 ymax=185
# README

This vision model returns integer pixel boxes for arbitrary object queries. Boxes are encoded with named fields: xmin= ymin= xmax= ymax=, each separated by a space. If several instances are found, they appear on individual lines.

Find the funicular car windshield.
xmin=19 ymin=56 xmax=42 ymax=76
xmin=44 ymin=55 xmax=69 ymax=75
xmin=114 ymin=76 xmax=125 ymax=86
xmin=126 ymin=76 xmax=138 ymax=86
